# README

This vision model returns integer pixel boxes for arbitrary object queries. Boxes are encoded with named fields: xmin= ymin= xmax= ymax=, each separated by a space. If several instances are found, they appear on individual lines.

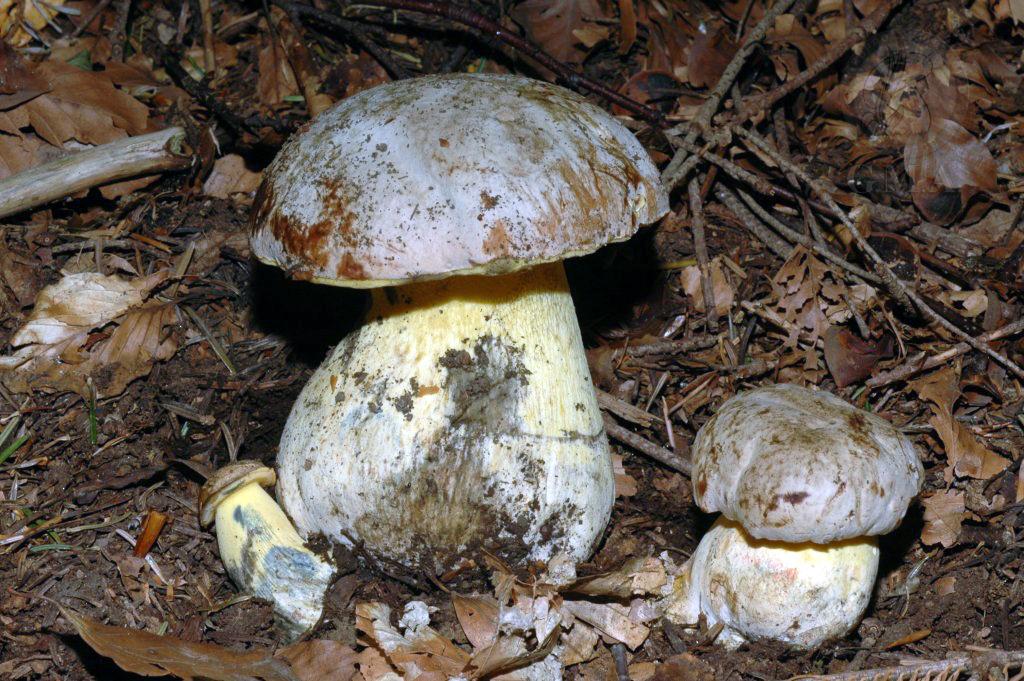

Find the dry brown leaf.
xmin=0 ymin=41 xmax=50 ymax=108
xmin=511 ymin=0 xmax=608 ymax=63
xmin=904 ymin=118 xmax=998 ymax=192
xmin=61 ymin=606 xmax=298 ymax=680
xmin=452 ymin=593 xmax=500 ymax=649
xmin=560 ymin=600 xmax=649 ymax=650
xmin=355 ymin=602 xmax=470 ymax=679
xmin=0 ymin=271 xmax=178 ymax=398
xmin=651 ymin=654 xmax=716 ymax=681
xmin=909 ymin=366 xmax=1010 ymax=481
xmin=822 ymin=326 xmax=895 ymax=388
xmin=276 ymin=640 xmax=358 ymax=681
xmin=561 ymin=621 xmax=601 ymax=666
xmin=921 ymin=490 xmax=965 ymax=547
xmin=613 ymin=453 xmax=638 ymax=498
xmin=680 ymin=257 xmax=734 ymax=317
xmin=935 ymin=575 xmax=957 ymax=595
xmin=616 ymin=0 xmax=637 ymax=53
xmin=258 ymin=32 xmax=300 ymax=106
xmin=568 ymin=557 xmax=667 ymax=599
xmin=204 ymin=154 xmax=263 ymax=200
xmin=686 ymin=24 xmax=736 ymax=88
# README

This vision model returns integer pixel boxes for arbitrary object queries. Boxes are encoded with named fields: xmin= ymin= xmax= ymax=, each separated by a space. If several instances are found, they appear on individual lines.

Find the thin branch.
xmin=274 ymin=0 xmax=412 ymax=80
xmin=735 ymin=0 xmax=900 ymax=124
xmin=867 ymin=318 xmax=1024 ymax=388
xmin=734 ymin=125 xmax=1024 ymax=379
xmin=603 ymin=416 xmax=691 ymax=476
xmin=329 ymin=0 xmax=665 ymax=125
xmin=661 ymin=0 xmax=798 ymax=191
xmin=714 ymin=184 xmax=792 ymax=259
xmin=0 ymin=128 xmax=190 ymax=220
xmin=791 ymin=647 xmax=1024 ymax=681
xmin=689 ymin=178 xmax=718 ymax=331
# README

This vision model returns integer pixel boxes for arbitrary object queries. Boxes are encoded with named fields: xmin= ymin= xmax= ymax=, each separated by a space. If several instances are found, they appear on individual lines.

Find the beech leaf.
xmin=0 ymin=271 xmax=178 ymax=398
xmin=511 ymin=0 xmax=608 ymax=63
xmin=61 ymin=606 xmax=298 ymax=681
xmin=920 ymin=490 xmax=965 ymax=547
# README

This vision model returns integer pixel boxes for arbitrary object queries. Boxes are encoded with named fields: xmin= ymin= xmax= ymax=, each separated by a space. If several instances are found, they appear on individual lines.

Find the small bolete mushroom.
xmin=246 ymin=74 xmax=667 ymax=577
xmin=665 ymin=384 xmax=923 ymax=648
xmin=199 ymin=462 xmax=334 ymax=639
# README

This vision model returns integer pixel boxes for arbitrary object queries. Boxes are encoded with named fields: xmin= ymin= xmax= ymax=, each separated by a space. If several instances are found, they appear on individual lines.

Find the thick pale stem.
xmin=663 ymin=519 xmax=879 ymax=649
xmin=276 ymin=262 xmax=614 ymax=574
xmin=214 ymin=482 xmax=334 ymax=639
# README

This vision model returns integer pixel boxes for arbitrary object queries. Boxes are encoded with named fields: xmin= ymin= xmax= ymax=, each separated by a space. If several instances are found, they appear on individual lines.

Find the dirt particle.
xmin=782 ymin=491 xmax=809 ymax=505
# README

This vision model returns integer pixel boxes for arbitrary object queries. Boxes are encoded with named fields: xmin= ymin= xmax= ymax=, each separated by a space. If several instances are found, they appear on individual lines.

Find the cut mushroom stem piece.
xmin=199 ymin=462 xmax=334 ymax=640
xmin=664 ymin=518 xmax=879 ymax=649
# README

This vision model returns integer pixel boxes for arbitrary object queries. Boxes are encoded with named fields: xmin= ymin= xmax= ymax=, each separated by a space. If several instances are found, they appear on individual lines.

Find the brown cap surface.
xmin=198 ymin=461 xmax=277 ymax=527
xmin=250 ymin=73 xmax=668 ymax=287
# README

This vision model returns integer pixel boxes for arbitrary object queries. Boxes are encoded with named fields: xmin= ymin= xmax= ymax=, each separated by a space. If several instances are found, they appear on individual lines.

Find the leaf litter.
xmin=5 ymin=0 xmax=1024 ymax=678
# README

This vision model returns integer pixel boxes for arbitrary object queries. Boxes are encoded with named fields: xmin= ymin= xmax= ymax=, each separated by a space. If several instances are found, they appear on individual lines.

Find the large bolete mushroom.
xmin=237 ymin=73 xmax=667 ymax=583
xmin=665 ymin=384 xmax=923 ymax=648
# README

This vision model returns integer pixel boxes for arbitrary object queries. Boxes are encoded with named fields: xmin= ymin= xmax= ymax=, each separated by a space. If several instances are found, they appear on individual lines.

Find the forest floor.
xmin=2 ymin=0 xmax=1024 ymax=678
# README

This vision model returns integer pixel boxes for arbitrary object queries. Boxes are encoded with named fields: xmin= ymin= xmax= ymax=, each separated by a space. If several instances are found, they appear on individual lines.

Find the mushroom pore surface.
xmin=692 ymin=384 xmax=923 ymax=543
xmin=276 ymin=263 xmax=614 ymax=573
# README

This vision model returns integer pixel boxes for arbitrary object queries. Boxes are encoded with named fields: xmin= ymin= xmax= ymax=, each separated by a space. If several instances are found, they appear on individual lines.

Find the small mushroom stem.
xmin=202 ymin=464 xmax=334 ymax=640
xmin=663 ymin=519 xmax=879 ymax=649
xmin=275 ymin=261 xmax=614 ymax=573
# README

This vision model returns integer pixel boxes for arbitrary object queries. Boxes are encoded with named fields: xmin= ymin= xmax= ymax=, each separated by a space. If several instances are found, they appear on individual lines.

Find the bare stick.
xmin=734 ymin=125 xmax=1024 ymax=379
xmin=734 ymin=187 xmax=880 ymax=284
xmin=867 ymin=319 xmax=1024 ymax=388
xmin=661 ymin=0 xmax=798 ymax=191
xmin=714 ymin=185 xmax=792 ymax=258
xmin=791 ymin=647 xmax=1024 ymax=680
xmin=613 ymin=334 xmax=721 ymax=358
xmin=0 ymin=128 xmax=190 ymax=220
xmin=279 ymin=11 xmax=333 ymax=116
xmin=199 ymin=0 xmax=217 ymax=76
xmin=735 ymin=0 xmax=900 ymax=124
xmin=689 ymin=178 xmax=718 ymax=331
xmin=603 ymin=416 xmax=691 ymax=476
xmin=109 ymin=0 xmax=131 ymax=61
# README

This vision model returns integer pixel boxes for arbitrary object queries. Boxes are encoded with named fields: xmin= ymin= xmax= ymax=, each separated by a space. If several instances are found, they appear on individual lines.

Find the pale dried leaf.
xmin=568 ymin=557 xmax=667 ymax=599
xmin=680 ymin=257 xmax=734 ymax=316
xmin=904 ymin=118 xmax=998 ymax=191
xmin=355 ymin=602 xmax=470 ymax=679
xmin=452 ymin=593 xmax=499 ymax=649
xmin=561 ymin=622 xmax=600 ymax=666
xmin=0 ymin=271 xmax=177 ymax=398
xmin=920 ymin=490 xmax=965 ymax=547
xmin=204 ymin=154 xmax=263 ymax=200
xmin=910 ymin=366 xmax=1010 ymax=480
xmin=613 ymin=454 xmax=638 ymax=498
xmin=62 ymin=606 xmax=298 ymax=680
xmin=560 ymin=600 xmax=649 ymax=650
xmin=258 ymin=35 xmax=299 ymax=106
xmin=511 ymin=0 xmax=608 ymax=63
xmin=276 ymin=640 xmax=358 ymax=681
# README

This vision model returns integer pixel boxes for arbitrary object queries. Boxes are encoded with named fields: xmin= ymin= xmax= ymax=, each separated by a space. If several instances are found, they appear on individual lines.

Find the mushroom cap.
xmin=199 ymin=461 xmax=277 ymax=527
xmin=666 ymin=518 xmax=879 ymax=649
xmin=692 ymin=384 xmax=923 ymax=543
xmin=250 ymin=73 xmax=668 ymax=287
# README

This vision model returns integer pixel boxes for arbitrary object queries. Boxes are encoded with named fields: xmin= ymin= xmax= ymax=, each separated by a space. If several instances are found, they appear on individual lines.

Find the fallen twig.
xmin=734 ymin=125 xmax=1024 ymax=380
xmin=714 ymin=184 xmax=791 ymax=259
xmin=661 ymin=0 xmax=798 ymax=191
xmin=335 ymin=0 xmax=665 ymax=125
xmin=0 ymin=127 xmax=190 ymax=220
xmin=735 ymin=0 xmax=900 ymax=124
xmin=791 ymin=647 xmax=1024 ymax=680
xmin=867 ymin=319 xmax=1024 ymax=388
xmin=611 ymin=334 xmax=721 ymax=358
xmin=689 ymin=178 xmax=718 ymax=331
xmin=603 ymin=416 xmax=691 ymax=476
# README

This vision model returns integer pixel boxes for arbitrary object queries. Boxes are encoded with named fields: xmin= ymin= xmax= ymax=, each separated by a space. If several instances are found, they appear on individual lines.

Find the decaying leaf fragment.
xmin=61 ymin=606 xmax=299 ymax=681
xmin=909 ymin=366 xmax=1010 ymax=481
xmin=0 ymin=270 xmax=178 ymax=398
xmin=920 ymin=489 xmax=966 ymax=547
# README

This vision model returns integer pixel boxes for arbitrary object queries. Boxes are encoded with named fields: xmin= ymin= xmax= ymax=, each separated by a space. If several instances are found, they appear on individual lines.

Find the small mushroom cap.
xmin=692 ymin=384 xmax=923 ymax=543
xmin=251 ymin=73 xmax=668 ymax=287
xmin=199 ymin=461 xmax=277 ymax=527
